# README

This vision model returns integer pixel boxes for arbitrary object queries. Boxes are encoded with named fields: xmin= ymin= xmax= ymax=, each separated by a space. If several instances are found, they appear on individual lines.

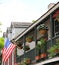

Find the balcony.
xmin=14 ymin=8 xmax=59 ymax=65
xmin=16 ymin=35 xmax=59 ymax=65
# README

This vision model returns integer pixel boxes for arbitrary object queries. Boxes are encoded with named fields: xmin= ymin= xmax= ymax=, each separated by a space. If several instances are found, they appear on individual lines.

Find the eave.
xmin=15 ymin=2 xmax=59 ymax=41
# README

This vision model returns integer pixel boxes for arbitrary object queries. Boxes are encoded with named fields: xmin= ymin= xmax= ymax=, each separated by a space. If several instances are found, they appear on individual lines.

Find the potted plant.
xmin=21 ymin=58 xmax=31 ymax=65
xmin=39 ymin=38 xmax=47 ymax=59
xmin=40 ymin=53 xmax=47 ymax=59
xmin=35 ymin=55 xmax=41 ymax=62
xmin=26 ymin=36 xmax=33 ymax=43
xmin=17 ymin=41 xmax=23 ymax=49
xmin=47 ymin=45 xmax=57 ymax=58
xmin=38 ymin=24 xmax=48 ymax=35
xmin=23 ymin=45 xmax=30 ymax=51
xmin=53 ymin=10 xmax=59 ymax=22
xmin=35 ymin=41 xmax=41 ymax=62
xmin=54 ymin=42 xmax=59 ymax=55
xmin=56 ymin=14 xmax=59 ymax=22
xmin=47 ymin=42 xmax=59 ymax=58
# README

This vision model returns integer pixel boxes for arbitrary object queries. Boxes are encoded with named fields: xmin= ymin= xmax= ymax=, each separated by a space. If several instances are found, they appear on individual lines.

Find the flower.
xmin=53 ymin=10 xmax=59 ymax=18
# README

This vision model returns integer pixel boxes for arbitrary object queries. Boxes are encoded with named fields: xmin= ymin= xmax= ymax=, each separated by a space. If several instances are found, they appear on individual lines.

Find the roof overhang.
xmin=15 ymin=2 xmax=59 ymax=41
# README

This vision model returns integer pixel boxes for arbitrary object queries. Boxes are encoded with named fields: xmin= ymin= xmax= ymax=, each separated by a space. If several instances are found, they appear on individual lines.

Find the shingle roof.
xmin=11 ymin=22 xmax=32 ymax=28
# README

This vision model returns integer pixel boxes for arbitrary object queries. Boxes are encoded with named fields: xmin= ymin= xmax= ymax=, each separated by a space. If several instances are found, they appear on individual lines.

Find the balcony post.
xmin=23 ymin=35 xmax=26 ymax=58
xmin=50 ymin=14 xmax=53 ymax=46
xmin=34 ymin=26 xmax=37 ymax=61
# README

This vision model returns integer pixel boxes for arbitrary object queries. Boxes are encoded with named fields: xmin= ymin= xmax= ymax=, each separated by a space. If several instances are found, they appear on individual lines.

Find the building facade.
xmin=13 ymin=2 xmax=59 ymax=65
xmin=2 ymin=22 xmax=32 ymax=65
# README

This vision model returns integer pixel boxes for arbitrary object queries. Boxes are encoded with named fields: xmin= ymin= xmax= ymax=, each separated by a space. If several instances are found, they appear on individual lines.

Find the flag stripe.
xmin=2 ymin=38 xmax=16 ymax=63
xmin=2 ymin=38 xmax=16 ymax=65
xmin=9 ymin=53 xmax=12 ymax=65
xmin=4 ymin=44 xmax=16 ymax=62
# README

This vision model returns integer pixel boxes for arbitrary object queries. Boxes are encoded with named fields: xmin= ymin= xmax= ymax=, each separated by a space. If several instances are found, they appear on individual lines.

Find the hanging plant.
xmin=36 ymin=41 xmax=41 ymax=61
xmin=17 ymin=41 xmax=23 ymax=49
xmin=26 ymin=36 xmax=33 ymax=43
xmin=21 ymin=58 xmax=31 ymax=65
xmin=23 ymin=45 xmax=30 ymax=51
xmin=56 ymin=14 xmax=59 ymax=22
xmin=38 ymin=24 xmax=48 ymax=35
xmin=53 ymin=10 xmax=59 ymax=22
xmin=39 ymin=38 xmax=47 ymax=59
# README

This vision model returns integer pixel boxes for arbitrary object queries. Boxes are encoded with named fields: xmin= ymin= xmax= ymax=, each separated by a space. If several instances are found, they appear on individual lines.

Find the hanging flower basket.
xmin=56 ymin=15 xmax=59 ymax=22
xmin=23 ymin=45 xmax=30 ymax=51
xmin=17 ymin=41 xmax=23 ymax=49
xmin=26 ymin=36 xmax=33 ymax=43
xmin=25 ymin=58 xmax=31 ymax=64
xmin=39 ymin=29 xmax=47 ymax=35
xmin=53 ymin=10 xmax=59 ymax=22
xmin=38 ymin=24 xmax=48 ymax=35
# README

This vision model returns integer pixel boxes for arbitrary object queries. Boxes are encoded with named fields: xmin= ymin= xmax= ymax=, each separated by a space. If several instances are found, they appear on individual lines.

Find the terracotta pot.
xmin=39 ymin=29 xmax=47 ymax=35
xmin=55 ymin=49 xmax=59 ymax=53
xmin=26 ymin=59 xmax=31 ymax=64
xmin=35 ymin=55 xmax=41 ymax=60
xmin=41 ymin=53 xmax=47 ymax=58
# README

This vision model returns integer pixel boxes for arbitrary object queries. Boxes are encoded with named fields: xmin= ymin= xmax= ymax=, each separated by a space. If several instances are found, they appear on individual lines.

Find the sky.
xmin=0 ymin=0 xmax=59 ymax=37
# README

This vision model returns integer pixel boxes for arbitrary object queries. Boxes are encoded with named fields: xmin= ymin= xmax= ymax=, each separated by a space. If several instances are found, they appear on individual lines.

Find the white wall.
xmin=11 ymin=28 xmax=26 ymax=39
xmin=17 ymin=41 xmax=35 ymax=56
xmin=8 ymin=33 xmax=12 ymax=40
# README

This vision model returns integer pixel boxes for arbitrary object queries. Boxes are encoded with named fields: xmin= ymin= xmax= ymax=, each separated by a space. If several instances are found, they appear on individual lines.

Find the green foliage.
xmin=23 ymin=45 xmax=30 ymax=51
xmin=40 ymin=38 xmax=46 ymax=45
xmin=21 ymin=58 xmax=31 ymax=65
xmin=36 ymin=41 xmax=41 ymax=50
xmin=0 ymin=37 xmax=4 ymax=49
xmin=47 ymin=41 xmax=59 ymax=58
xmin=26 ymin=36 xmax=33 ymax=39
xmin=38 ymin=24 xmax=48 ymax=31
xmin=48 ymin=43 xmax=59 ymax=53
xmin=32 ymin=20 xmax=36 ymax=23
xmin=36 ymin=38 xmax=47 ymax=50
xmin=36 ymin=38 xmax=47 ymax=55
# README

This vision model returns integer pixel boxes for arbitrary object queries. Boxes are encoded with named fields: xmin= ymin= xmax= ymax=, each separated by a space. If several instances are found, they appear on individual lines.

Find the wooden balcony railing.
xmin=16 ymin=35 xmax=59 ymax=65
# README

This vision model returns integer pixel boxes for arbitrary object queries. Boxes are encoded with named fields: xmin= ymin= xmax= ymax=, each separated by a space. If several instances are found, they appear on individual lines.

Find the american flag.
xmin=2 ymin=38 xmax=16 ymax=62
